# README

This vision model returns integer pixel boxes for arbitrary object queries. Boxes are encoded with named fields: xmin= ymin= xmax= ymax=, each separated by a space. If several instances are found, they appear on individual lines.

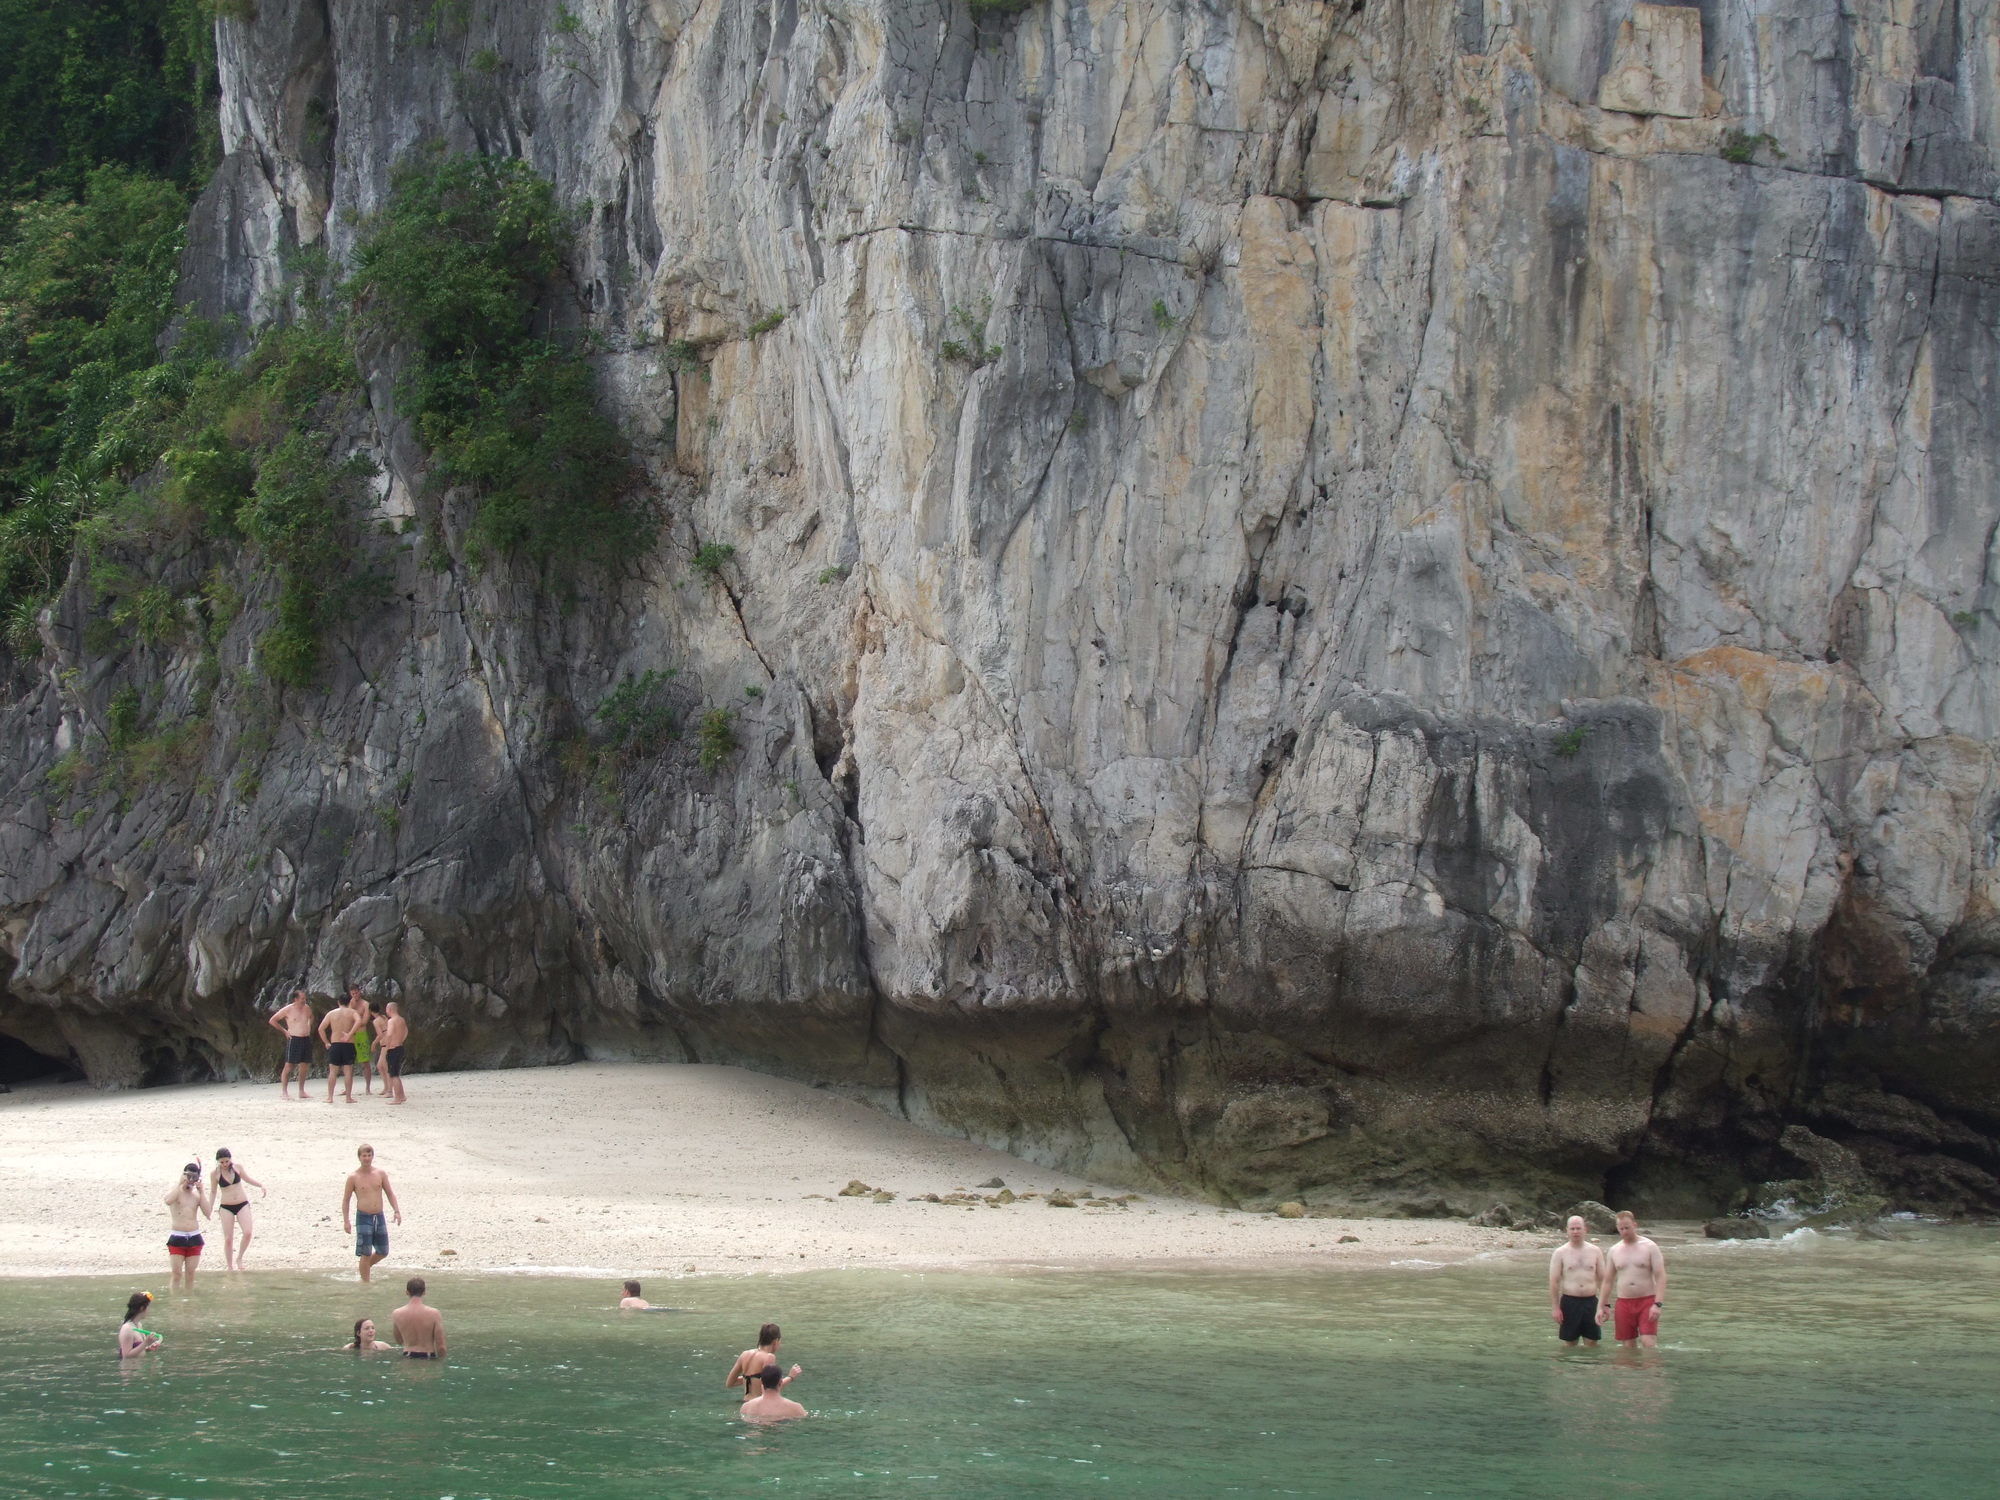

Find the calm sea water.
xmin=3 ymin=1228 xmax=1996 ymax=1497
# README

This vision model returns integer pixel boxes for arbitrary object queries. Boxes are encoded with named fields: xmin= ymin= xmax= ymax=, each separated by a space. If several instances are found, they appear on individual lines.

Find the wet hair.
xmin=123 ymin=1292 xmax=152 ymax=1322
xmin=406 ymin=1277 xmax=426 ymax=1296
xmin=758 ymin=1323 xmax=781 ymax=1347
xmin=624 ymin=1280 xmax=642 ymax=1297
xmin=750 ymin=1360 xmax=783 ymax=1392
xmin=350 ymin=1318 xmax=372 ymax=1349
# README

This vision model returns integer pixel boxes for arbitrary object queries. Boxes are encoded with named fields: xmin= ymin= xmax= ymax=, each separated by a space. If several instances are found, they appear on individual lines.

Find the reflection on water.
xmin=2 ymin=1229 xmax=1999 ymax=1497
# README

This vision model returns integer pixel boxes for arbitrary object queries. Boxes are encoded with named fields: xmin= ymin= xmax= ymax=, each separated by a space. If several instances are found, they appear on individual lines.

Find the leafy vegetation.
xmin=595 ymin=669 xmax=679 ymax=755
xmin=351 ymin=148 xmax=637 ymax=566
xmin=696 ymin=707 xmax=737 ymax=771
xmin=691 ymin=542 xmax=736 ymax=581
xmin=940 ymin=300 xmax=1003 ymax=367
xmin=1553 ymin=724 xmax=1590 ymax=759
xmin=1720 ymin=130 xmax=1785 ymax=166
xmin=747 ymin=308 xmax=785 ymax=337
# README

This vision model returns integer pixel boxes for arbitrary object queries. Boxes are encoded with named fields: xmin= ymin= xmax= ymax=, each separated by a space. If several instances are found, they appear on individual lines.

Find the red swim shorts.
xmin=1614 ymin=1294 xmax=1657 ymax=1341
xmin=167 ymin=1232 xmax=205 ymax=1257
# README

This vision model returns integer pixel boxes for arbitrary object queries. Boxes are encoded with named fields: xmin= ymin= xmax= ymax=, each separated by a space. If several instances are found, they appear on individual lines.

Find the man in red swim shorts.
xmin=1606 ymin=1209 xmax=1667 ymax=1347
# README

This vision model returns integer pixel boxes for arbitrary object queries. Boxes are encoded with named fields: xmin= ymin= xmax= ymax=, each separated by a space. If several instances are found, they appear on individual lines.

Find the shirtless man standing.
xmin=268 ymin=989 xmax=316 ymax=1100
xmin=1547 ymin=1215 xmax=1610 ymax=1347
xmin=390 ymin=1276 xmax=446 ymax=1358
xmin=346 ymin=985 xmax=376 ymax=1097
xmin=1606 ymin=1210 xmax=1668 ymax=1348
xmin=340 ymin=1144 xmax=402 ymax=1282
xmin=374 ymin=1001 xmax=410 ymax=1105
xmin=164 ymin=1162 xmax=211 ymax=1289
xmin=319 ymin=992 xmax=361 ymax=1103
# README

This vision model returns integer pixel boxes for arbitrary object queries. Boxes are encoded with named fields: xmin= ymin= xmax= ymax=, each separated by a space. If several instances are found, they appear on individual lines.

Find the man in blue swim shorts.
xmin=340 ymin=1144 xmax=402 ymax=1282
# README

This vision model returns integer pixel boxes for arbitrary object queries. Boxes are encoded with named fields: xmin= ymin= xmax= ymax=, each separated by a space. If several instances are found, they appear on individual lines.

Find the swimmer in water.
xmin=725 ymin=1323 xmax=801 ymax=1397
xmin=344 ymin=1317 xmax=395 ymax=1351
xmin=619 ymin=1280 xmax=651 ymax=1310
xmin=739 ymin=1365 xmax=808 ymax=1424
xmin=118 ymin=1292 xmax=162 ymax=1359
xmin=208 ymin=1148 xmax=267 ymax=1271
xmin=390 ymin=1277 xmax=446 ymax=1358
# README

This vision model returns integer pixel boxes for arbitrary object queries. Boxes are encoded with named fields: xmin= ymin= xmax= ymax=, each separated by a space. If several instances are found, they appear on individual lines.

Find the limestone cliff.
xmin=2 ymin=0 xmax=1997 ymax=1215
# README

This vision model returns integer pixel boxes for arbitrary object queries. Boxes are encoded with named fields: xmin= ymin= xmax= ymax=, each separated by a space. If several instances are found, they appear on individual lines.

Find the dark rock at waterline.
xmin=1703 ymin=1218 xmax=1771 ymax=1240
xmin=976 ymin=1178 xmax=1006 ymax=1190
xmin=1469 ymin=1203 xmax=1514 ymax=1228
xmin=1567 ymin=1201 xmax=1619 ymax=1233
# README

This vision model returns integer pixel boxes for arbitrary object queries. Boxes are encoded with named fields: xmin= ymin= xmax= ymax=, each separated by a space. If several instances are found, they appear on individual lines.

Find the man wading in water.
xmin=1607 ymin=1210 xmax=1668 ymax=1348
xmin=390 ymin=1276 xmax=446 ymax=1358
xmin=1547 ymin=1215 xmax=1609 ymax=1347
xmin=340 ymin=1144 xmax=402 ymax=1282
xmin=268 ymin=989 xmax=316 ymax=1100
xmin=319 ymin=991 xmax=362 ymax=1103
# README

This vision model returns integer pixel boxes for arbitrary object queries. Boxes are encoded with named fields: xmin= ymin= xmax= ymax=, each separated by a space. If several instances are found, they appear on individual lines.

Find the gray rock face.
xmin=2 ymin=0 xmax=1998 ymax=1215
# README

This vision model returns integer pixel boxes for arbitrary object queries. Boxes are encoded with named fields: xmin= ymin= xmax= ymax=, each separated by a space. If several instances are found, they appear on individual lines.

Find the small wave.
xmin=1389 ymin=1258 xmax=1446 ymax=1269
xmin=482 ymin=1264 xmax=629 ymax=1278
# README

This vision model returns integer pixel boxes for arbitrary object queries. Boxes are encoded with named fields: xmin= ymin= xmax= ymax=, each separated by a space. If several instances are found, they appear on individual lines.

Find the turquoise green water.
xmin=4 ymin=1229 xmax=1997 ymax=1497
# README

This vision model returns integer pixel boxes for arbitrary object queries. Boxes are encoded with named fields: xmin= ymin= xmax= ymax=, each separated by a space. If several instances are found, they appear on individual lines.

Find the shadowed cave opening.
xmin=0 ymin=1033 xmax=80 ymax=1087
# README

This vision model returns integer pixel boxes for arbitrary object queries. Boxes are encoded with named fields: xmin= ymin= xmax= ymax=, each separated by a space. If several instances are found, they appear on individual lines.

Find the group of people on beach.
xmin=157 ymin=1142 xmax=402 ymax=1284
xmin=268 ymin=984 xmax=411 ymax=1104
xmin=1547 ymin=1210 xmax=1669 ymax=1349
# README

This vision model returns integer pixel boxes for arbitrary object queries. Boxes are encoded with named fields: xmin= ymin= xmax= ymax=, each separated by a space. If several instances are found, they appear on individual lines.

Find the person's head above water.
xmin=758 ymin=1323 xmax=781 ymax=1348
xmin=124 ymin=1291 xmax=152 ymax=1322
xmin=1565 ymin=1215 xmax=1586 ymax=1243
xmin=351 ymin=1317 xmax=378 ymax=1347
xmin=624 ymin=1280 xmax=642 ymax=1297
xmin=406 ymin=1277 xmax=426 ymax=1297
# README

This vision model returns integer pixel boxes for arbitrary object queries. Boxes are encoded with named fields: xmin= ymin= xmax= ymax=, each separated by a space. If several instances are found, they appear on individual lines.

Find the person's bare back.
xmin=739 ymin=1388 xmax=807 ymax=1423
xmin=391 ymin=1278 xmax=446 ymax=1357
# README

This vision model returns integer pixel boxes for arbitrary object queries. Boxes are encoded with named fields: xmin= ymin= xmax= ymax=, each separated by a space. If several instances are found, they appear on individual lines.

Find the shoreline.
xmin=0 ymin=1060 xmax=1692 ymax=1281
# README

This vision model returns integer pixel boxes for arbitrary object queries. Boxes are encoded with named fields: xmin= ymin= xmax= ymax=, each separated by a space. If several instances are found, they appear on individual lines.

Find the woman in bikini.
xmin=724 ymin=1323 xmax=802 ymax=1398
xmin=118 ymin=1292 xmax=162 ymax=1359
xmin=343 ymin=1317 xmax=395 ymax=1351
xmin=208 ymin=1148 xmax=267 ymax=1271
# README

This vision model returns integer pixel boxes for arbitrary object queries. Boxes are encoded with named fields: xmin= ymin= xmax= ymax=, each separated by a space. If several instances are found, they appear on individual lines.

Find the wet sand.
xmin=0 ymin=1061 xmax=1527 ymax=1278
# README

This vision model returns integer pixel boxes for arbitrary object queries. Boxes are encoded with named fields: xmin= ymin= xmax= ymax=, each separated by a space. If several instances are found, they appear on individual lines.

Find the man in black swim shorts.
xmin=1548 ymin=1216 xmax=1609 ymax=1348
xmin=268 ymin=989 xmax=316 ymax=1100
xmin=318 ymin=992 xmax=362 ymax=1103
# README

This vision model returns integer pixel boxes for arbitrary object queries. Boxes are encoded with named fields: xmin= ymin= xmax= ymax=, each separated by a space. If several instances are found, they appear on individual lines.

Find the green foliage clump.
xmin=352 ymin=149 xmax=637 ymax=566
xmin=107 ymin=683 xmax=143 ymax=748
xmin=1720 ymin=130 xmax=1784 ymax=166
xmin=1553 ymin=724 xmax=1590 ymax=759
xmin=747 ymin=308 xmax=785 ymax=338
xmin=595 ymin=669 xmax=679 ymax=755
xmin=696 ymin=707 xmax=738 ymax=771
xmin=0 ymin=167 xmax=191 ymax=497
xmin=0 ymin=0 xmax=219 ymax=199
xmin=940 ymin=300 xmax=1002 ymax=367
xmin=691 ymin=542 xmax=735 ymax=581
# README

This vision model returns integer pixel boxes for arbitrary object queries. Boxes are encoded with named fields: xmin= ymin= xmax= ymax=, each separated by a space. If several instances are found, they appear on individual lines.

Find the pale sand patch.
xmin=0 ymin=1062 xmax=1530 ymax=1279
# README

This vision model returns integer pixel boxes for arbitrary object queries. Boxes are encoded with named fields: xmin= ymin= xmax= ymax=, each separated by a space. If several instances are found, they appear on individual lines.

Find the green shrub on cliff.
xmin=352 ymin=148 xmax=637 ymax=566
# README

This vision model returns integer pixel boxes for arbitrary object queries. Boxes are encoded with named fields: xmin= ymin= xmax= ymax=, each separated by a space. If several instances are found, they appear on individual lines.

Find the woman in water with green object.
xmin=118 ymin=1293 xmax=162 ymax=1358
xmin=208 ymin=1148 xmax=267 ymax=1271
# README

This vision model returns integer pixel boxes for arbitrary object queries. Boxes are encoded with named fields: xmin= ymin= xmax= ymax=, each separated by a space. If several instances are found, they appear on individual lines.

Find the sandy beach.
xmin=0 ymin=1062 xmax=1536 ymax=1279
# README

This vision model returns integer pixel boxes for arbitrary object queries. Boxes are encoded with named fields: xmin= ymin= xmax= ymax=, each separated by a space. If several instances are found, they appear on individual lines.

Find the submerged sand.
xmin=0 ymin=1061 xmax=1529 ymax=1279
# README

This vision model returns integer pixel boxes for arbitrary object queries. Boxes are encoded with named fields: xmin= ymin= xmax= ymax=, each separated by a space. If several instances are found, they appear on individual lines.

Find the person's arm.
xmin=724 ymin=1352 xmax=748 ymax=1390
xmin=433 ymin=1315 xmax=446 ymax=1356
xmin=119 ymin=1325 xmax=140 ymax=1358
xmin=267 ymin=1007 xmax=288 ymax=1033
xmin=1548 ymin=1249 xmax=1564 ymax=1321
xmin=1651 ymin=1244 xmax=1666 ymax=1307
xmin=380 ymin=1172 xmax=402 ymax=1224
xmin=341 ymin=1175 xmax=355 ymax=1232
xmin=317 ymin=1010 xmax=333 ymax=1043
xmin=164 ymin=1186 xmax=180 ymax=1206
xmin=237 ymin=1166 xmax=268 ymax=1196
